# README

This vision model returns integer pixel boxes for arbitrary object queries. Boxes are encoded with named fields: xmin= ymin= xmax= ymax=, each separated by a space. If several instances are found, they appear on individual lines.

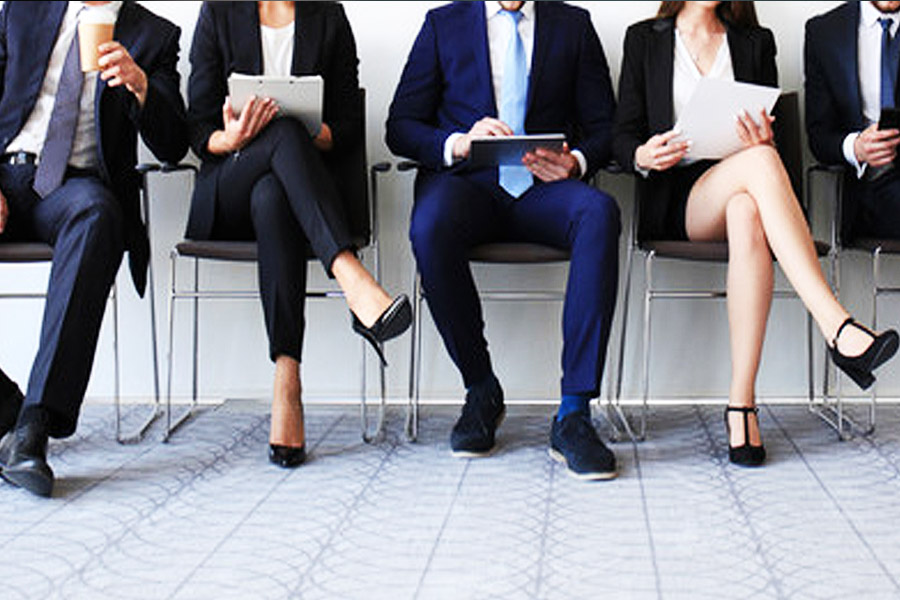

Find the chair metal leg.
xmin=406 ymin=268 xmax=423 ymax=442
xmin=606 ymin=242 xmax=635 ymax=443
xmin=360 ymin=335 xmax=387 ymax=444
xmin=164 ymin=254 xmax=197 ymax=442
xmin=638 ymin=251 xmax=654 ymax=441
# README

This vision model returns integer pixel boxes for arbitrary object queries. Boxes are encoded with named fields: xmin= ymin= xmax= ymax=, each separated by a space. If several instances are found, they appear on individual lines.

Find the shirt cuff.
xmin=571 ymin=149 xmax=588 ymax=179
xmin=843 ymin=131 xmax=867 ymax=178
xmin=443 ymin=132 xmax=465 ymax=167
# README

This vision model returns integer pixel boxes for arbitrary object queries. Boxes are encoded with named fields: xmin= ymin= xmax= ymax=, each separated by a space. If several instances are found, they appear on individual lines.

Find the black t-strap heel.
xmin=724 ymin=406 xmax=766 ymax=467
xmin=829 ymin=317 xmax=899 ymax=390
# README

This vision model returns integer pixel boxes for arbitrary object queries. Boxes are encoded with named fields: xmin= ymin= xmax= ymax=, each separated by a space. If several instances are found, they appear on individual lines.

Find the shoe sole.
xmin=1 ymin=467 xmax=53 ymax=498
xmin=547 ymin=448 xmax=618 ymax=481
xmin=450 ymin=409 xmax=506 ymax=459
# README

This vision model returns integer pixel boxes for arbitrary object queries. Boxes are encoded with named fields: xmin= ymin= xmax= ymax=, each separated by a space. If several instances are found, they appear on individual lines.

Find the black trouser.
xmin=207 ymin=118 xmax=353 ymax=362
xmin=0 ymin=163 xmax=124 ymax=438
xmin=854 ymin=169 xmax=900 ymax=240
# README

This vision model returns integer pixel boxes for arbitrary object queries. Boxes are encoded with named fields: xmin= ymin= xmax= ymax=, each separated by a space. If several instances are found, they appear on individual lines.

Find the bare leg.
xmin=269 ymin=355 xmax=304 ymax=448
xmin=686 ymin=145 xmax=874 ymax=357
xmin=331 ymin=250 xmax=392 ymax=329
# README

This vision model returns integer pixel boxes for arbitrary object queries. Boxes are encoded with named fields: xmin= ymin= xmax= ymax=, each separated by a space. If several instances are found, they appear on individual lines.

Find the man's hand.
xmin=635 ymin=130 xmax=689 ymax=172
xmin=0 ymin=190 xmax=8 ymax=235
xmin=452 ymin=117 xmax=514 ymax=160
xmin=208 ymin=95 xmax=279 ymax=155
xmin=736 ymin=109 xmax=775 ymax=148
xmin=98 ymin=41 xmax=149 ymax=106
xmin=854 ymin=123 xmax=900 ymax=168
xmin=522 ymin=142 xmax=580 ymax=182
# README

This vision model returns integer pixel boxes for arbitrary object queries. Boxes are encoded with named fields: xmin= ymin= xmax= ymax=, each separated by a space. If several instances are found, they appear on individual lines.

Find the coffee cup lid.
xmin=80 ymin=7 xmax=116 ymax=25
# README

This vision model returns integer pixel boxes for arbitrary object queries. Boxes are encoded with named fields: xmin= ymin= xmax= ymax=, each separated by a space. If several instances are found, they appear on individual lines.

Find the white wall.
xmin=6 ymin=0 xmax=895 ymax=407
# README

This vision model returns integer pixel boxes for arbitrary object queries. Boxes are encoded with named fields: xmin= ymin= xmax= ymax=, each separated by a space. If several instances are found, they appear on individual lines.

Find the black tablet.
xmin=469 ymin=134 xmax=566 ymax=167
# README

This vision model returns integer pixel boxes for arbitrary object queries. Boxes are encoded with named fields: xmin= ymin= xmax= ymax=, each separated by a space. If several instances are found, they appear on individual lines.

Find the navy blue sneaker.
xmin=549 ymin=410 xmax=617 ymax=480
xmin=450 ymin=376 xmax=505 ymax=458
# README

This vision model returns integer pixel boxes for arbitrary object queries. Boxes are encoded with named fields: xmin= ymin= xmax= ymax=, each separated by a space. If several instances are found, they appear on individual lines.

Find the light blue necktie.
xmin=880 ymin=17 xmax=900 ymax=109
xmin=498 ymin=9 xmax=531 ymax=198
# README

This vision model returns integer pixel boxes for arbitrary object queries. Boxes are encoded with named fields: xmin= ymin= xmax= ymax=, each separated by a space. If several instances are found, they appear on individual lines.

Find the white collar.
xmin=862 ymin=1 xmax=899 ymax=31
xmin=485 ymin=2 xmax=535 ymax=23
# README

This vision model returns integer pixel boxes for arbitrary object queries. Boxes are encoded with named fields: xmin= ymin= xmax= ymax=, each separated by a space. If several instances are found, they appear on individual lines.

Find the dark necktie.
xmin=33 ymin=32 xmax=83 ymax=199
xmin=880 ymin=17 xmax=900 ymax=109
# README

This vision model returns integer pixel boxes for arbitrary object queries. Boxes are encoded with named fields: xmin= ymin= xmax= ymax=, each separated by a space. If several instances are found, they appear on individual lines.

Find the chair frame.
xmin=0 ymin=167 xmax=163 ymax=444
xmin=163 ymin=161 xmax=392 ymax=444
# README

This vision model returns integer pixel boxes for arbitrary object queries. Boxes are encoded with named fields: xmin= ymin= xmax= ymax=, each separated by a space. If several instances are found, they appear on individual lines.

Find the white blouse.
xmin=672 ymin=29 xmax=735 ymax=123
xmin=261 ymin=23 xmax=294 ymax=77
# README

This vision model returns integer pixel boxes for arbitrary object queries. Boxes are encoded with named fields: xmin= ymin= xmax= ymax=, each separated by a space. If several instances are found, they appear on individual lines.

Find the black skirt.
xmin=636 ymin=160 xmax=717 ymax=242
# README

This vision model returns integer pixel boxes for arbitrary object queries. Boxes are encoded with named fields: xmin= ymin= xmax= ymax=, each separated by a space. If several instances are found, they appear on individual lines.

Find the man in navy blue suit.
xmin=0 ymin=1 xmax=187 ymax=497
xmin=806 ymin=1 xmax=900 ymax=240
xmin=387 ymin=1 xmax=620 ymax=480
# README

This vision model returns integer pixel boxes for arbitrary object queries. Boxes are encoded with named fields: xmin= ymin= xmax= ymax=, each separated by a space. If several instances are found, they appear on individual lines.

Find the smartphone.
xmin=878 ymin=107 xmax=900 ymax=130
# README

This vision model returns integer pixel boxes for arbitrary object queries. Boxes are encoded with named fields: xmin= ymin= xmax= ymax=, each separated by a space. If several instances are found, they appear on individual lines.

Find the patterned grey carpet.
xmin=1 ymin=400 xmax=899 ymax=599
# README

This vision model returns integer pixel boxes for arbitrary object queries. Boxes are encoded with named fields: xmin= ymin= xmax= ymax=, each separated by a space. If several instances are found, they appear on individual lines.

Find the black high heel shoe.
xmin=269 ymin=443 xmax=306 ymax=468
xmin=829 ymin=317 xmax=899 ymax=390
xmin=724 ymin=406 xmax=766 ymax=467
xmin=351 ymin=294 xmax=413 ymax=366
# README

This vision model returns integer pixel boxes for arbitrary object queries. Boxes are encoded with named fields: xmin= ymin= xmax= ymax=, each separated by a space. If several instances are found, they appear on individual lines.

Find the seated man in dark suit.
xmin=806 ymin=1 xmax=900 ymax=239
xmin=0 ymin=0 xmax=188 ymax=497
xmin=387 ymin=1 xmax=620 ymax=480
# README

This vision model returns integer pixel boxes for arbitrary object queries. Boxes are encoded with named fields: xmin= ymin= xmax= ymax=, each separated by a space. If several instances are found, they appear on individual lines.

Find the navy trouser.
xmin=0 ymin=163 xmax=124 ymax=437
xmin=409 ymin=171 xmax=620 ymax=397
xmin=204 ymin=118 xmax=353 ymax=362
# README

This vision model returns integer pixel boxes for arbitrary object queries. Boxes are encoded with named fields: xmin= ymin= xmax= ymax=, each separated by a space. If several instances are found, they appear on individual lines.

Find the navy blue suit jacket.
xmin=0 ymin=0 xmax=187 ymax=295
xmin=385 ymin=1 xmax=616 ymax=183
xmin=186 ymin=1 xmax=361 ymax=241
xmin=804 ymin=1 xmax=873 ymax=166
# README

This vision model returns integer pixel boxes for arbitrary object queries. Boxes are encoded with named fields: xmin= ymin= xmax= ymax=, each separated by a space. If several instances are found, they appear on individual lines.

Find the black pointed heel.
xmin=351 ymin=294 xmax=413 ymax=367
xmin=829 ymin=318 xmax=899 ymax=390
xmin=724 ymin=406 xmax=766 ymax=467
xmin=269 ymin=444 xmax=306 ymax=468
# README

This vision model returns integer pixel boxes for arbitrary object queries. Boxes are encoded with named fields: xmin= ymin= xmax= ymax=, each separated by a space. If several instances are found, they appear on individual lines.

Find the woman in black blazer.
xmin=187 ymin=1 xmax=411 ymax=468
xmin=613 ymin=1 xmax=898 ymax=466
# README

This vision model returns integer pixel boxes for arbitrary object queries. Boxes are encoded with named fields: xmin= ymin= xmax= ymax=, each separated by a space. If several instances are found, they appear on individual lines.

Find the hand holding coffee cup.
xmin=97 ymin=42 xmax=149 ymax=107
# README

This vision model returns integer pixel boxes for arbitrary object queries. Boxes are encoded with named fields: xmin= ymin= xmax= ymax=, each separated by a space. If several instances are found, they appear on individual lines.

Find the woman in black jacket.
xmin=613 ymin=1 xmax=897 ymax=466
xmin=187 ymin=1 xmax=410 ymax=468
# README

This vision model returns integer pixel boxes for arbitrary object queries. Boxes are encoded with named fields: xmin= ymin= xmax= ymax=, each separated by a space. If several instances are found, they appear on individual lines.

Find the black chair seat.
xmin=852 ymin=238 xmax=900 ymax=254
xmin=0 ymin=242 xmax=54 ymax=263
xmin=641 ymin=239 xmax=831 ymax=262
xmin=468 ymin=242 xmax=570 ymax=263
xmin=176 ymin=236 xmax=370 ymax=263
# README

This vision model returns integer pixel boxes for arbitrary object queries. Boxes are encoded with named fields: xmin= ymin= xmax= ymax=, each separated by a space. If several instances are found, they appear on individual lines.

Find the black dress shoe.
xmin=830 ymin=318 xmax=899 ymax=390
xmin=0 ymin=386 xmax=24 ymax=440
xmin=549 ymin=410 xmax=617 ymax=480
xmin=0 ymin=416 xmax=53 ymax=498
xmin=724 ymin=406 xmax=766 ymax=467
xmin=450 ymin=376 xmax=505 ymax=458
xmin=269 ymin=444 xmax=306 ymax=468
xmin=351 ymin=294 xmax=413 ymax=367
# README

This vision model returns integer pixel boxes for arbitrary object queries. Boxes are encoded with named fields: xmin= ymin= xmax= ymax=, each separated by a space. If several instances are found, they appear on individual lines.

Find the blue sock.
xmin=557 ymin=394 xmax=591 ymax=420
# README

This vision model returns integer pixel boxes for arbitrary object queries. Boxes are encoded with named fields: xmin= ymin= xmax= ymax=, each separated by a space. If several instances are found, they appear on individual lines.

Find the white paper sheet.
xmin=674 ymin=79 xmax=781 ymax=160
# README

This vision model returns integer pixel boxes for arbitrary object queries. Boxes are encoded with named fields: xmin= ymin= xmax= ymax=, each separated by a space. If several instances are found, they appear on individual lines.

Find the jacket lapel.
xmin=471 ymin=2 xmax=496 ymax=116
xmin=29 ymin=2 xmax=68 ymax=98
xmin=230 ymin=2 xmax=262 ymax=75
xmin=527 ymin=2 xmax=550 ymax=116
xmin=651 ymin=18 xmax=676 ymax=131
xmin=292 ymin=2 xmax=322 ymax=75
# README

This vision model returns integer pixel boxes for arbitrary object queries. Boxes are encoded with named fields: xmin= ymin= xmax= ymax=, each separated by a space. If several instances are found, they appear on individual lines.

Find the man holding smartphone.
xmin=806 ymin=1 xmax=900 ymax=239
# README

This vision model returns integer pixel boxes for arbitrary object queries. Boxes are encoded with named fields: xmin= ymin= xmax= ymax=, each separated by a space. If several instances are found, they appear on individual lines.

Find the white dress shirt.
xmin=5 ymin=2 xmax=122 ymax=170
xmin=261 ymin=22 xmax=294 ymax=77
xmin=442 ymin=2 xmax=588 ymax=177
xmin=844 ymin=1 xmax=900 ymax=176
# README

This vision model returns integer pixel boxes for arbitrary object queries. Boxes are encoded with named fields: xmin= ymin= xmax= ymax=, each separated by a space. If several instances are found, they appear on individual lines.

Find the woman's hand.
xmin=634 ymin=130 xmax=689 ymax=172
xmin=208 ymin=95 xmax=279 ymax=155
xmin=736 ymin=109 xmax=775 ymax=148
xmin=522 ymin=142 xmax=580 ymax=182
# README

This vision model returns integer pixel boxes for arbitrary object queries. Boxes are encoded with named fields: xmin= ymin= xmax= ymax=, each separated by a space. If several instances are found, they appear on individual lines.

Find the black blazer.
xmin=612 ymin=17 xmax=777 ymax=241
xmin=186 ymin=1 xmax=361 ymax=240
xmin=0 ymin=0 xmax=188 ymax=295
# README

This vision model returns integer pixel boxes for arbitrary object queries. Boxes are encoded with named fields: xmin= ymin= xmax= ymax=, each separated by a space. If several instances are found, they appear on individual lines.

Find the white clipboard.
xmin=674 ymin=79 xmax=781 ymax=160
xmin=228 ymin=74 xmax=323 ymax=134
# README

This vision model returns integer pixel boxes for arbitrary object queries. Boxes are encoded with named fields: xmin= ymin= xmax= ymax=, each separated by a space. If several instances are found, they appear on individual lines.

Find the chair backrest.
xmin=321 ymin=88 xmax=370 ymax=247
